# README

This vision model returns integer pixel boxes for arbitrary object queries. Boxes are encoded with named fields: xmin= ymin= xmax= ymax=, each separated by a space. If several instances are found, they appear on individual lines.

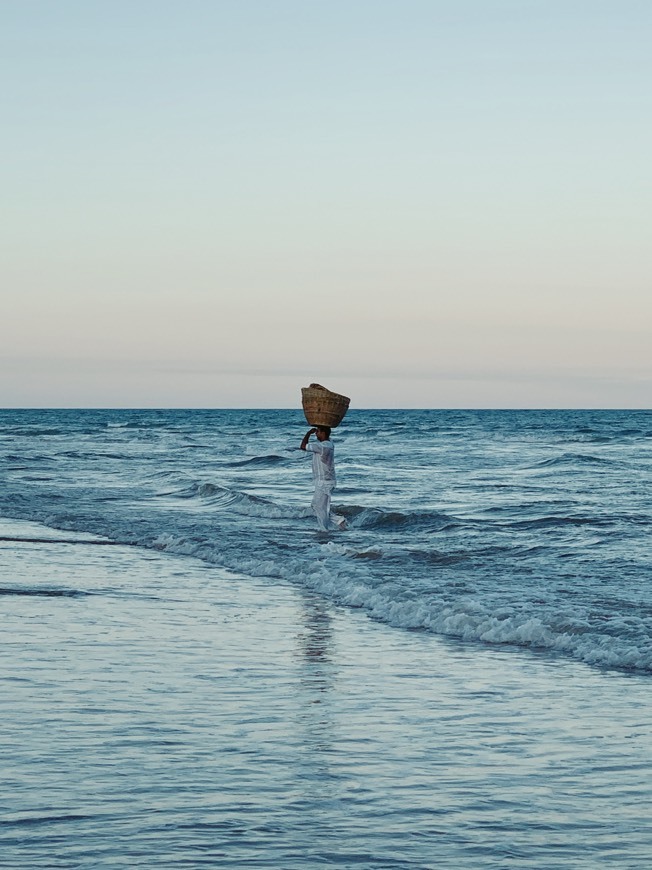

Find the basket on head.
xmin=301 ymin=383 xmax=350 ymax=428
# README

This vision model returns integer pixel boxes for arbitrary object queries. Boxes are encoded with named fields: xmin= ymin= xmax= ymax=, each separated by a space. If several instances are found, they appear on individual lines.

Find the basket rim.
xmin=302 ymin=385 xmax=350 ymax=403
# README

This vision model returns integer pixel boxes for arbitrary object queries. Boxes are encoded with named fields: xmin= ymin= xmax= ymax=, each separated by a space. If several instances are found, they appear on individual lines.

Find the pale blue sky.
xmin=2 ymin=1 xmax=650 ymax=407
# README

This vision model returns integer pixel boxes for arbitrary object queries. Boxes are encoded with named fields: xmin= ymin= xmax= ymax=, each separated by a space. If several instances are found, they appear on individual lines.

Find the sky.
xmin=2 ymin=0 xmax=650 ymax=408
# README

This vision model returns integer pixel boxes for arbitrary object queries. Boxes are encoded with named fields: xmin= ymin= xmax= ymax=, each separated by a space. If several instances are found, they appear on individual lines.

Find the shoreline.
xmin=2 ymin=516 xmax=651 ymax=868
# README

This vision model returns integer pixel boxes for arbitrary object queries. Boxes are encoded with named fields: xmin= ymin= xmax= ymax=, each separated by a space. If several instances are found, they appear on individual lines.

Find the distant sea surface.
xmin=2 ymin=408 xmax=651 ymax=672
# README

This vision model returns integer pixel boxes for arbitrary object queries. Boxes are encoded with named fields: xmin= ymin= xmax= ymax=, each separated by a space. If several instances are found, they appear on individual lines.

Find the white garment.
xmin=306 ymin=439 xmax=335 ymax=484
xmin=311 ymin=481 xmax=335 ymax=531
xmin=306 ymin=439 xmax=337 ymax=530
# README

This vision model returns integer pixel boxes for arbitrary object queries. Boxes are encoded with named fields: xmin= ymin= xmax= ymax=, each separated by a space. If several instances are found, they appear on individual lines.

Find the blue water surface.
xmin=1 ymin=408 xmax=651 ymax=671
xmin=1 ymin=409 xmax=652 ymax=868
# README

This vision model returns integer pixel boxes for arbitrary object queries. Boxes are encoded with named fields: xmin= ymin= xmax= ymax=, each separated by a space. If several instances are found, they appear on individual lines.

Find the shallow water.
xmin=1 ymin=409 xmax=651 ymax=866
xmin=2 ymin=518 xmax=651 ymax=868
xmin=1 ymin=408 xmax=651 ymax=672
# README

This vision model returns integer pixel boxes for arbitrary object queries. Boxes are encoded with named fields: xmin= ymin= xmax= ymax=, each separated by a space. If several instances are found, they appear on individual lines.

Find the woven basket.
xmin=301 ymin=383 xmax=350 ymax=428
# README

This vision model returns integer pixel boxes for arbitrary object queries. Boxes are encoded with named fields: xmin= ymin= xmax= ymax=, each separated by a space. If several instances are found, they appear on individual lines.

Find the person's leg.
xmin=312 ymin=484 xmax=332 ymax=530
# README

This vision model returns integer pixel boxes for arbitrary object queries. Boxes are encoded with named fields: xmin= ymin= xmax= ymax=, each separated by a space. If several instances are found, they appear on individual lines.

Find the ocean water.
xmin=2 ymin=408 xmax=651 ymax=672
xmin=2 ymin=408 xmax=652 ymax=867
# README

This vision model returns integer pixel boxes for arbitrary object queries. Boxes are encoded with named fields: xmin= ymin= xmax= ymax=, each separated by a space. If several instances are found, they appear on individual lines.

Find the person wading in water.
xmin=300 ymin=426 xmax=346 ymax=531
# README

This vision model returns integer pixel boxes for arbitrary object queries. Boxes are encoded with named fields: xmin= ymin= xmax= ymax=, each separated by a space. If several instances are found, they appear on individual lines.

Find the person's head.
xmin=315 ymin=426 xmax=331 ymax=441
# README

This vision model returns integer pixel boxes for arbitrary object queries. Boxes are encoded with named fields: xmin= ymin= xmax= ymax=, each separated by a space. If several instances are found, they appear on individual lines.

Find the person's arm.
xmin=300 ymin=428 xmax=317 ymax=451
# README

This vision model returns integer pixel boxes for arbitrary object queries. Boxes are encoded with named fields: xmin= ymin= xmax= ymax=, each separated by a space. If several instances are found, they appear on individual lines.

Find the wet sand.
xmin=2 ymin=517 xmax=651 ymax=868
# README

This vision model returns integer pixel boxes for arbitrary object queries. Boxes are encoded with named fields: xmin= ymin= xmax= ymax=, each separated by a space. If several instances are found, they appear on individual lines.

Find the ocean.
xmin=1 ymin=408 xmax=651 ymax=867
